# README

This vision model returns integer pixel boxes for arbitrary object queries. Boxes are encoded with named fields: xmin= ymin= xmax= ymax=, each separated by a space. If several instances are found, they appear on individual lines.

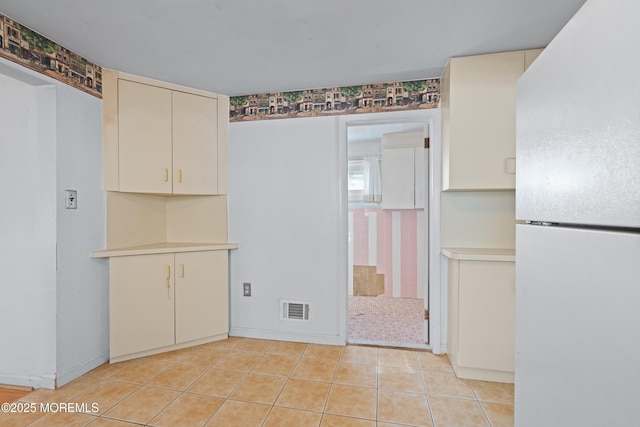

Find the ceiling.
xmin=0 ymin=0 xmax=586 ymax=96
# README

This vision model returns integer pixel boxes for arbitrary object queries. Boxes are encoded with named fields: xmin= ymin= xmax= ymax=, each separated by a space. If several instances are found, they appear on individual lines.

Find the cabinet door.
xmin=382 ymin=148 xmax=415 ymax=209
xmin=446 ymin=52 xmax=524 ymax=190
xmin=175 ymin=251 xmax=228 ymax=343
xmin=118 ymin=79 xmax=173 ymax=193
xmin=172 ymin=91 xmax=219 ymax=195
xmin=109 ymin=254 xmax=175 ymax=359
xmin=457 ymin=260 xmax=515 ymax=372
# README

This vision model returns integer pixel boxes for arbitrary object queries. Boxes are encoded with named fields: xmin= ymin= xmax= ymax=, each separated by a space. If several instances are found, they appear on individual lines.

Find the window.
xmin=348 ymin=160 xmax=365 ymax=202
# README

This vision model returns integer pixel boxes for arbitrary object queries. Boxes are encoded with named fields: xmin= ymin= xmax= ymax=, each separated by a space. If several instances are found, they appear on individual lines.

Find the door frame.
xmin=337 ymin=109 xmax=443 ymax=353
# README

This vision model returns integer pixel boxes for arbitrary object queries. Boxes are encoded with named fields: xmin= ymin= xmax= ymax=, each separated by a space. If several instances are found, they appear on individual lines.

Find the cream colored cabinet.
xmin=445 ymin=250 xmax=515 ymax=383
xmin=104 ymin=69 xmax=229 ymax=195
xmin=381 ymin=131 xmax=425 ymax=209
xmin=441 ymin=49 xmax=543 ymax=191
xmin=109 ymin=250 xmax=229 ymax=362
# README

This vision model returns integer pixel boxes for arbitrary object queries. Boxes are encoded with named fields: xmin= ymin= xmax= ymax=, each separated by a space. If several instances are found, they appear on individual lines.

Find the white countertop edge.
xmin=441 ymin=247 xmax=515 ymax=262
xmin=92 ymin=242 xmax=239 ymax=258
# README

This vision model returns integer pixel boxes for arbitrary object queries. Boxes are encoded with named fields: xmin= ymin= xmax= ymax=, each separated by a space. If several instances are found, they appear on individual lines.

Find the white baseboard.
xmin=229 ymin=327 xmax=346 ymax=346
xmin=0 ymin=372 xmax=56 ymax=390
xmin=56 ymin=351 xmax=109 ymax=388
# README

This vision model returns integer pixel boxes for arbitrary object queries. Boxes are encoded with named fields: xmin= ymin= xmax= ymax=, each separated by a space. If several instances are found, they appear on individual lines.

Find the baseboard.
xmin=56 ymin=351 xmax=109 ymax=388
xmin=0 ymin=373 xmax=56 ymax=390
xmin=229 ymin=327 xmax=346 ymax=346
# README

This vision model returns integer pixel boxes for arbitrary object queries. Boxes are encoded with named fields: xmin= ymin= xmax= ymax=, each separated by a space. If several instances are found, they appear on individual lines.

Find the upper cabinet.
xmin=441 ymin=49 xmax=543 ymax=191
xmin=103 ymin=69 xmax=229 ymax=195
xmin=381 ymin=131 xmax=426 ymax=209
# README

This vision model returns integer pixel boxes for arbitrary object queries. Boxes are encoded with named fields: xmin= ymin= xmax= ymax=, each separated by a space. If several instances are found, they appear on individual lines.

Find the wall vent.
xmin=281 ymin=300 xmax=310 ymax=321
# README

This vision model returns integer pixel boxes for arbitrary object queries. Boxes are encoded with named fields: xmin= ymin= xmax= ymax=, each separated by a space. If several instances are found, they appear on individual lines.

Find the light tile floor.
xmin=0 ymin=337 xmax=514 ymax=427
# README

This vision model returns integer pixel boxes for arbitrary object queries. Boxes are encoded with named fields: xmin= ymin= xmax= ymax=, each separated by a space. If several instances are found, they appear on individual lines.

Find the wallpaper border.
xmin=230 ymin=79 xmax=440 ymax=122
xmin=0 ymin=13 xmax=102 ymax=98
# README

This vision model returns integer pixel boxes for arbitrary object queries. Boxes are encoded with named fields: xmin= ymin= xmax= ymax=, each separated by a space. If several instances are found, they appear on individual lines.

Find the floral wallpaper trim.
xmin=229 ymin=79 xmax=440 ymax=122
xmin=0 ymin=13 xmax=102 ymax=98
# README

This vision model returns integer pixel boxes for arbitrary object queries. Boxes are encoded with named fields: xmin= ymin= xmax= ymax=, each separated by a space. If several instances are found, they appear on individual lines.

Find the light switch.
xmin=65 ymin=190 xmax=77 ymax=209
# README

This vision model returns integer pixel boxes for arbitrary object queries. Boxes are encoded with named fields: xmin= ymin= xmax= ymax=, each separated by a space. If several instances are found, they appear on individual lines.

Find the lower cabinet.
xmin=109 ymin=250 xmax=229 ymax=361
xmin=447 ymin=257 xmax=515 ymax=383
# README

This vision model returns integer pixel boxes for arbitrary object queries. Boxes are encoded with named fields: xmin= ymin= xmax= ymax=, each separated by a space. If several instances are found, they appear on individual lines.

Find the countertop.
xmin=441 ymin=247 xmax=515 ymax=262
xmin=92 ymin=242 xmax=239 ymax=258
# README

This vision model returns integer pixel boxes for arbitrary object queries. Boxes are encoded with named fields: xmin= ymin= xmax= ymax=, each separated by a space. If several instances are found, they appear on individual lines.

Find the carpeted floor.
xmin=348 ymin=295 xmax=427 ymax=349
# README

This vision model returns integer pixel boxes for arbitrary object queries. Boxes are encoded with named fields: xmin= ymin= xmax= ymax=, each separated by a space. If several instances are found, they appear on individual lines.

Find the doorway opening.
xmin=346 ymin=120 xmax=429 ymax=349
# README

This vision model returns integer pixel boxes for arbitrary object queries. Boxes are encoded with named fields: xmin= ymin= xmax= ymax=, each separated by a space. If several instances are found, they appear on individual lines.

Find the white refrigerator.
xmin=515 ymin=0 xmax=640 ymax=426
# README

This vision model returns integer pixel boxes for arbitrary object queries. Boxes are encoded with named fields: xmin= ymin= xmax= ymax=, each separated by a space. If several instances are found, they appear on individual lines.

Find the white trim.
xmin=56 ymin=352 xmax=109 ymax=388
xmin=0 ymin=373 xmax=57 ymax=390
xmin=230 ymin=327 xmax=346 ymax=346
xmin=348 ymin=211 xmax=354 ymax=296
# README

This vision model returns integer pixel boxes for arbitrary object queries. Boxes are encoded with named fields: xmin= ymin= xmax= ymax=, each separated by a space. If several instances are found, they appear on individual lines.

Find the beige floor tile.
xmin=251 ymin=354 xmax=299 ymax=377
xmin=267 ymin=341 xmax=308 ymax=357
xmin=187 ymin=368 xmax=245 ymax=398
xmin=378 ymin=366 xmax=425 ymax=393
xmin=22 ymin=376 xmax=101 ymax=404
xmin=148 ymin=392 xmax=224 ymax=427
xmin=429 ymin=396 xmax=490 ymax=427
xmin=378 ymin=389 xmax=433 ymax=427
xmin=146 ymin=363 xmax=207 ymax=391
xmin=263 ymin=406 xmax=322 ymax=427
xmin=423 ymin=371 xmax=475 ymax=399
xmin=303 ymin=344 xmax=343 ymax=361
xmin=28 ymin=411 xmax=96 ymax=427
xmin=71 ymin=380 xmax=139 ymax=415
xmin=145 ymin=348 xmax=191 ymax=363
xmin=469 ymin=380 xmax=514 ymax=405
xmin=213 ymin=350 xmax=263 ymax=372
xmin=275 ymin=378 xmax=331 ymax=412
xmin=173 ymin=347 xmax=229 ymax=367
xmin=339 ymin=346 xmax=378 ymax=365
xmin=333 ymin=362 xmax=377 ymax=388
xmin=234 ymin=338 xmax=274 ymax=353
xmin=204 ymin=337 xmax=242 ymax=350
xmin=291 ymin=358 xmax=337 ymax=382
xmin=87 ymin=418 xmax=140 ymax=426
xmin=0 ymin=410 xmax=46 ymax=427
xmin=324 ymin=384 xmax=377 ymax=420
xmin=417 ymin=352 xmax=454 ymax=373
xmin=379 ymin=348 xmax=419 ymax=368
xmin=482 ymin=402 xmax=514 ymax=427
xmin=107 ymin=359 xmax=172 ymax=384
xmin=229 ymin=373 xmax=287 ymax=405
xmin=83 ymin=361 xmax=132 ymax=380
xmin=204 ymin=400 xmax=270 ymax=427
xmin=102 ymin=386 xmax=179 ymax=424
xmin=320 ymin=414 xmax=376 ymax=427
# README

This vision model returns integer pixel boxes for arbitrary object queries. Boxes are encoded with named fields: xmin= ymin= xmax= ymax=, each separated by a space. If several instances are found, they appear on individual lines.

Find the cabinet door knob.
xmin=165 ymin=265 xmax=171 ymax=279
xmin=163 ymin=168 xmax=169 ymax=182
xmin=177 ymin=169 xmax=183 ymax=183
xmin=179 ymin=264 xmax=185 ymax=278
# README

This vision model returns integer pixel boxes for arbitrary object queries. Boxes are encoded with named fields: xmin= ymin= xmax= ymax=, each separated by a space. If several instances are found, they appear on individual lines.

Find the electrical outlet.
xmin=243 ymin=282 xmax=252 ymax=297
xmin=65 ymin=190 xmax=77 ymax=209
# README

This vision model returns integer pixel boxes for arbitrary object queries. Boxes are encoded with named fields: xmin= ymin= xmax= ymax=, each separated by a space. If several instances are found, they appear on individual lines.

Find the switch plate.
xmin=243 ymin=282 xmax=252 ymax=297
xmin=65 ymin=190 xmax=77 ymax=209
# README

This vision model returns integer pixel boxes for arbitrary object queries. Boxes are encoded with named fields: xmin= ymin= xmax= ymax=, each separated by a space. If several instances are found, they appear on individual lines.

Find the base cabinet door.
xmin=109 ymin=253 xmax=175 ymax=359
xmin=175 ymin=251 xmax=229 ymax=343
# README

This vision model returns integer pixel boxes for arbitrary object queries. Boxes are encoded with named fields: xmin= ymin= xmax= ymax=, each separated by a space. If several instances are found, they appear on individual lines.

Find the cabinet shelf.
xmin=92 ymin=242 xmax=238 ymax=258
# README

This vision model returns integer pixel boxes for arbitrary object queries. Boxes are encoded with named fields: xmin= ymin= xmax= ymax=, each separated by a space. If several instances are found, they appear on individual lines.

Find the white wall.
xmin=229 ymin=116 xmax=346 ymax=344
xmin=440 ymin=191 xmax=516 ymax=248
xmin=0 ymin=75 xmax=58 ymax=388
xmin=229 ymin=108 xmax=442 ymax=350
xmin=0 ymin=58 xmax=107 ymax=388
xmin=55 ymin=76 xmax=109 ymax=386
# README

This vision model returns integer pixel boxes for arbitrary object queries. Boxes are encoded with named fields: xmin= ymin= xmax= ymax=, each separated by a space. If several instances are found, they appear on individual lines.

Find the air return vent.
xmin=281 ymin=300 xmax=310 ymax=321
